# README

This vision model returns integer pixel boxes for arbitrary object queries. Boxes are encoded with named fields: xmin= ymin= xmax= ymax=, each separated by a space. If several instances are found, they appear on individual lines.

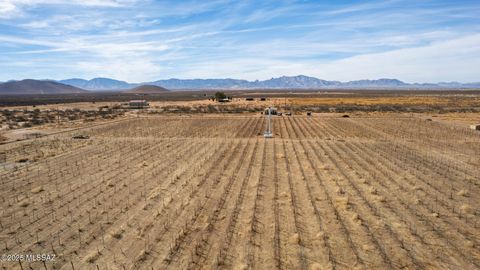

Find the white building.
xmin=470 ymin=124 xmax=480 ymax=131
xmin=129 ymin=100 xmax=149 ymax=108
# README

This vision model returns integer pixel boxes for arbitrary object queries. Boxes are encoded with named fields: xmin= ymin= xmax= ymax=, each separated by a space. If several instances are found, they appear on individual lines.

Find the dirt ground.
xmin=0 ymin=115 xmax=133 ymax=143
xmin=0 ymin=112 xmax=479 ymax=270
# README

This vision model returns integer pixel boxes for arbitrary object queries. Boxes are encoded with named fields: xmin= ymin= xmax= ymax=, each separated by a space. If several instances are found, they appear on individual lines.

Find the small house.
xmin=470 ymin=124 xmax=480 ymax=131
xmin=129 ymin=100 xmax=149 ymax=109
xmin=264 ymin=107 xmax=277 ymax=115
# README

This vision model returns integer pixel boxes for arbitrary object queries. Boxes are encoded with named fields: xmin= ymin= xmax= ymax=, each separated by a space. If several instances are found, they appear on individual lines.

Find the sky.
xmin=0 ymin=0 xmax=479 ymax=83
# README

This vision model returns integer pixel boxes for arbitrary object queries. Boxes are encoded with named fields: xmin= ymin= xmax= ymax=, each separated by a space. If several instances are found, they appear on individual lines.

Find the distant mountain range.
xmin=1 ymin=75 xmax=479 ymax=95
xmin=0 ymin=79 xmax=88 ymax=95
xmin=59 ymin=78 xmax=131 ymax=90
xmin=57 ymin=75 xmax=480 ymax=91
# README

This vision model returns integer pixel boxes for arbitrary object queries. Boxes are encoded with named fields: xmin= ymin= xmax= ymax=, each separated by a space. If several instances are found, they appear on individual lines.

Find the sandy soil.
xmin=0 ymin=116 xmax=133 ymax=143
xmin=3 ymin=102 xmax=122 ymax=111
xmin=0 ymin=114 xmax=479 ymax=270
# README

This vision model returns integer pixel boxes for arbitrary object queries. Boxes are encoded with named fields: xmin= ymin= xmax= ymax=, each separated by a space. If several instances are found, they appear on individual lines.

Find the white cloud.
xmin=0 ymin=1 xmax=17 ymax=18
xmin=1 ymin=0 xmax=135 ymax=7
xmin=7 ymin=31 xmax=477 ymax=83
xmin=161 ymin=34 xmax=480 ymax=83
xmin=0 ymin=34 xmax=59 ymax=46
xmin=0 ymin=0 xmax=137 ymax=19
xmin=312 ymin=34 xmax=480 ymax=82
xmin=75 ymin=58 xmax=163 ymax=82
xmin=20 ymin=15 xmax=102 ymax=31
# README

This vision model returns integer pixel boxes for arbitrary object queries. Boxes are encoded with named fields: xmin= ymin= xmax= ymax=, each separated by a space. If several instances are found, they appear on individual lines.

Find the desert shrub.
xmin=15 ymin=116 xmax=27 ymax=122
xmin=214 ymin=92 xmax=227 ymax=101
xmin=206 ymin=105 xmax=217 ymax=113
xmin=31 ymin=118 xmax=44 ymax=125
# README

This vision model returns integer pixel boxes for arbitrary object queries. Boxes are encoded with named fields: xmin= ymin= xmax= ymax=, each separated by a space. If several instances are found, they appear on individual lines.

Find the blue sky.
xmin=0 ymin=0 xmax=479 ymax=83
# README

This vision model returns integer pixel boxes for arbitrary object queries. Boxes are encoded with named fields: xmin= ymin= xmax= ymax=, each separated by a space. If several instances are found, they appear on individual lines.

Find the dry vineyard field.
xmin=0 ymin=115 xmax=479 ymax=270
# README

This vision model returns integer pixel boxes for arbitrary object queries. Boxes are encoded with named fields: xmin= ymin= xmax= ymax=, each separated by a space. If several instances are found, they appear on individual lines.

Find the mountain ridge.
xmin=56 ymin=76 xmax=480 ymax=90
xmin=59 ymin=78 xmax=131 ymax=90
xmin=2 ymin=76 xmax=479 ymax=92
xmin=0 ymin=79 xmax=88 ymax=95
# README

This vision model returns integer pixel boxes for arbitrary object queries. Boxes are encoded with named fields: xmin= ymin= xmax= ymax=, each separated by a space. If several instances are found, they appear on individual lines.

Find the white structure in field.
xmin=264 ymin=107 xmax=273 ymax=138
xmin=129 ymin=100 xmax=149 ymax=109
xmin=470 ymin=124 xmax=480 ymax=131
